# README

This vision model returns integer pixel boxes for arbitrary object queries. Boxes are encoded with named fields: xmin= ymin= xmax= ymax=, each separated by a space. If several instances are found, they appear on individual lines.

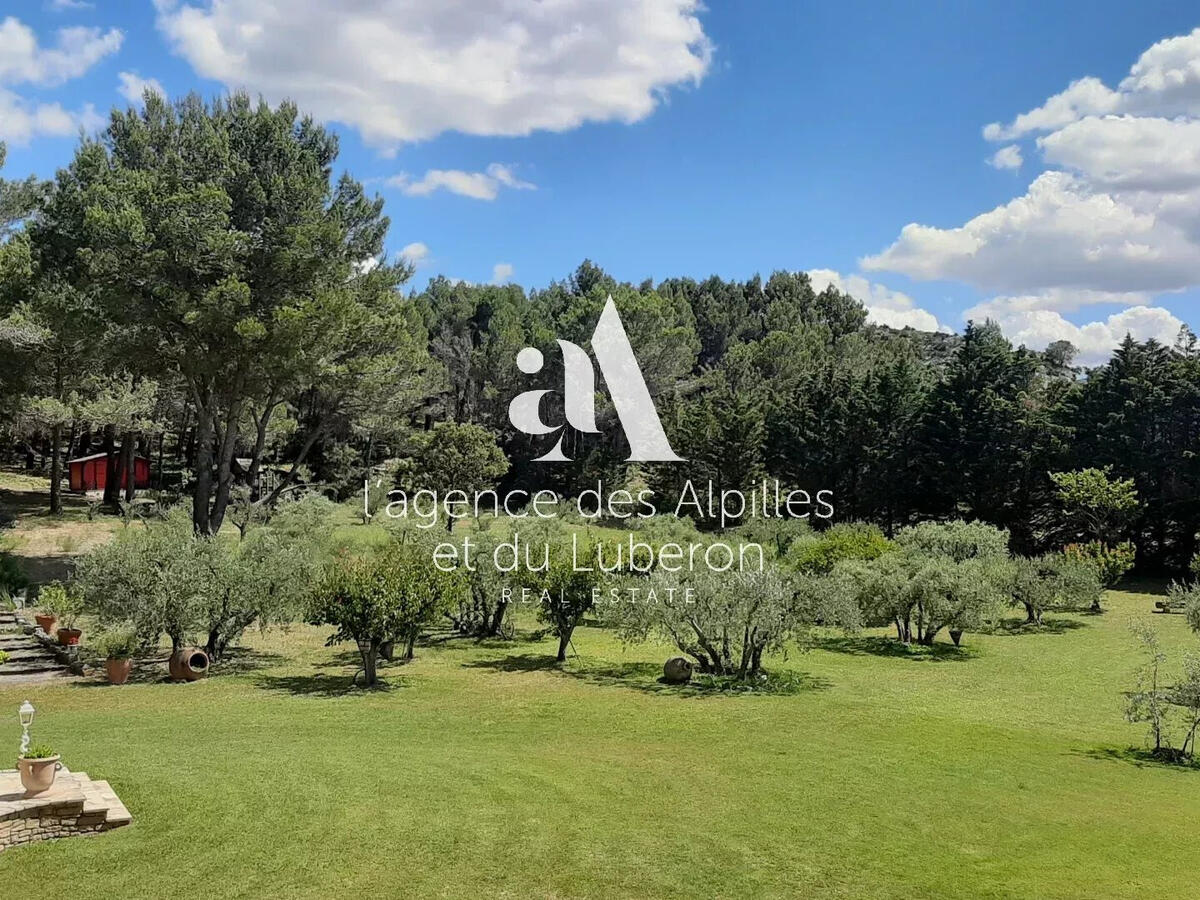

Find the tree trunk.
xmin=488 ymin=599 xmax=508 ymax=636
xmin=358 ymin=639 xmax=378 ymax=686
xmin=207 ymin=400 xmax=243 ymax=534
xmin=48 ymin=423 xmax=63 ymax=515
xmin=192 ymin=401 xmax=216 ymax=534
xmin=124 ymin=434 xmax=137 ymax=502
xmin=102 ymin=424 xmax=119 ymax=505
xmin=403 ymin=631 xmax=416 ymax=661
xmin=262 ymin=425 xmax=323 ymax=507
xmin=556 ymin=631 xmax=571 ymax=663
xmin=113 ymin=434 xmax=133 ymax=508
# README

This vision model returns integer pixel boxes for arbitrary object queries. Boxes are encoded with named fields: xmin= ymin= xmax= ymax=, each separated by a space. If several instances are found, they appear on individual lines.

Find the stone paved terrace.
xmin=0 ymin=766 xmax=132 ymax=851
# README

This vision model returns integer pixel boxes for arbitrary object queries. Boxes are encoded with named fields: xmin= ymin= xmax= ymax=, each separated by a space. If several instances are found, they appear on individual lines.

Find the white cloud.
xmin=117 ymin=72 xmax=165 ymax=105
xmin=867 ymin=25 xmax=1200 ymax=333
xmin=491 ymin=262 xmax=515 ymax=284
xmin=0 ymin=17 xmax=120 ymax=144
xmin=399 ymin=242 xmax=430 ymax=266
xmin=386 ymin=163 xmax=535 ymax=201
xmin=864 ymin=171 xmax=1200 ymax=295
xmin=0 ymin=88 xmax=103 ymax=144
xmin=1038 ymin=116 xmax=1200 ymax=191
xmin=153 ymin=0 xmax=714 ymax=149
xmin=0 ymin=17 xmax=122 ymax=87
xmin=807 ymin=269 xmax=949 ymax=333
xmin=987 ymin=144 xmax=1022 ymax=170
xmin=983 ymin=77 xmax=1119 ymax=141
xmin=966 ymin=297 xmax=1186 ymax=366
xmin=48 ymin=0 xmax=94 ymax=10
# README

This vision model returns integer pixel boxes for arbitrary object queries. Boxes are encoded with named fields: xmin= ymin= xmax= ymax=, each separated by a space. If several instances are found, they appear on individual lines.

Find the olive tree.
xmin=309 ymin=543 xmax=462 ymax=684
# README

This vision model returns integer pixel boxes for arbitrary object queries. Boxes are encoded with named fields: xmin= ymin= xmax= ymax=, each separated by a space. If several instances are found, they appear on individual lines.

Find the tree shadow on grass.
xmin=463 ymin=653 xmax=831 ymax=697
xmin=811 ymin=635 xmax=975 ymax=662
xmin=253 ymin=671 xmax=405 ymax=698
xmin=1073 ymin=746 xmax=1200 ymax=773
xmin=989 ymin=616 xmax=1089 ymax=636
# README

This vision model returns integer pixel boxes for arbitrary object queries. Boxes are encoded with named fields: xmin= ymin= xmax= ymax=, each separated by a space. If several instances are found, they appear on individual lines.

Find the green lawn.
xmin=2 ymin=580 xmax=1198 ymax=898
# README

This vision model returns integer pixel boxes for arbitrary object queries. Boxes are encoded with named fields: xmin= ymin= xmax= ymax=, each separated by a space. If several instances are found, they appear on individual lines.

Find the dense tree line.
xmin=3 ymin=94 xmax=1200 ymax=573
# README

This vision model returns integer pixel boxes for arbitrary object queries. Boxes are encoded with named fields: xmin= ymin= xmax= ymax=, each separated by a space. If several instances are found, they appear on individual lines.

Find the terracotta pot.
xmin=17 ymin=755 xmax=61 ymax=796
xmin=169 ymin=647 xmax=210 ymax=681
xmin=35 ymin=614 xmax=57 ymax=633
xmin=57 ymin=627 xmax=82 ymax=646
xmin=106 ymin=657 xmax=133 ymax=685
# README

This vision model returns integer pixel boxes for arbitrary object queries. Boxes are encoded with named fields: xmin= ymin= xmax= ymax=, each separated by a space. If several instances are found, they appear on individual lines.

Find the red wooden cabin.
xmin=67 ymin=452 xmax=151 ymax=493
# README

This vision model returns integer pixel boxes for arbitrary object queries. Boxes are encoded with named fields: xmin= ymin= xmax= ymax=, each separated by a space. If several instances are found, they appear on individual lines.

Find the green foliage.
xmin=92 ymin=627 xmax=141 ymax=660
xmin=21 ymin=743 xmax=56 ymax=760
xmin=1063 ymin=541 xmax=1136 ymax=590
xmin=404 ymin=422 xmax=509 ymax=528
xmin=1124 ymin=622 xmax=1200 ymax=763
xmin=39 ymin=580 xmax=84 ymax=630
xmin=0 ymin=649 xmax=8 ymax=665
xmin=1004 ymin=554 xmax=1103 ymax=625
xmin=309 ymin=543 xmax=463 ymax=684
xmin=0 ymin=542 xmax=27 ymax=597
xmin=783 ymin=522 xmax=893 ymax=575
xmin=1051 ymin=467 xmax=1139 ymax=544
xmin=895 ymin=520 xmax=1010 ymax=562
xmin=76 ymin=507 xmax=317 ymax=658
xmin=522 ymin=537 xmax=606 ymax=663
xmin=1174 ymin=581 xmax=1200 ymax=635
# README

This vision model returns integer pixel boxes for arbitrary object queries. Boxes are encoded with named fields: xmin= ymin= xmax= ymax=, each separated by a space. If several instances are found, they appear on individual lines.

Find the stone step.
xmin=0 ymin=767 xmax=133 ymax=851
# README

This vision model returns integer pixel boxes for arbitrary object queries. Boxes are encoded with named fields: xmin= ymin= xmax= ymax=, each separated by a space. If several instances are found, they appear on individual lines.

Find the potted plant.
xmin=17 ymin=743 xmax=62 ymax=796
xmin=95 ymin=628 xmax=140 ymax=685
xmin=41 ymin=581 xmax=84 ymax=646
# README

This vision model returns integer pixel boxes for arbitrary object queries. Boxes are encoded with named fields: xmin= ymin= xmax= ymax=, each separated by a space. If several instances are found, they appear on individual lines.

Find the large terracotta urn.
xmin=106 ymin=657 xmax=133 ymax=685
xmin=169 ymin=647 xmax=210 ymax=681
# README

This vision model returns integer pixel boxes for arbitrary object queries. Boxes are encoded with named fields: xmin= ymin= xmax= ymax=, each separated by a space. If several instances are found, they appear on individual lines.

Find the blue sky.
xmin=3 ymin=1 xmax=1200 ymax=363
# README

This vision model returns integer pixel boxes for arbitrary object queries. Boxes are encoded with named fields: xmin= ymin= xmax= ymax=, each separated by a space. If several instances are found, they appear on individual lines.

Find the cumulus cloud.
xmin=386 ymin=164 xmax=535 ymax=201
xmin=117 ymin=72 xmax=165 ymax=105
xmin=0 ymin=17 xmax=120 ymax=144
xmin=966 ymin=297 xmax=1187 ymax=366
xmin=399 ymin=242 xmax=430 ymax=266
xmin=864 ymin=24 xmax=1200 ymax=352
xmin=491 ymin=262 xmax=515 ymax=284
xmin=153 ymin=0 xmax=714 ymax=148
xmin=0 ymin=17 xmax=122 ymax=87
xmin=807 ymin=269 xmax=949 ymax=333
xmin=987 ymin=144 xmax=1022 ymax=170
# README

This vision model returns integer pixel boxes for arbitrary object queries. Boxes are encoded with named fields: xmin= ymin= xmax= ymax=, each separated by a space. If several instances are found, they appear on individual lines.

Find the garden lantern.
xmin=18 ymin=700 xmax=34 ymax=757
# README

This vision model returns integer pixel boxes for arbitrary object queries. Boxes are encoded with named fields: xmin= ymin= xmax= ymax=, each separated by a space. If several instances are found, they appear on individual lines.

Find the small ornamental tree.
xmin=615 ymin=564 xmax=859 ymax=679
xmin=405 ymin=423 xmax=510 ymax=532
xmin=525 ymin=540 xmax=605 ymax=664
xmin=310 ymin=544 xmax=461 ymax=684
xmin=1006 ymin=555 xmax=1102 ymax=625
xmin=1050 ymin=467 xmax=1139 ymax=544
xmin=1063 ymin=541 xmax=1136 ymax=609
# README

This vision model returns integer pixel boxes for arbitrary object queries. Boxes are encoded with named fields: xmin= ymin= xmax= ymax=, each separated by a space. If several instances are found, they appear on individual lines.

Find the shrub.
xmin=895 ymin=520 xmax=1010 ymax=561
xmin=614 ymin=563 xmax=858 ymax=679
xmin=0 ymin=649 xmax=9 ymax=665
xmin=1006 ymin=554 xmax=1102 ymax=625
xmin=76 ymin=507 xmax=317 ymax=659
xmin=1191 ymin=551 xmax=1200 ymax=584
xmin=783 ymin=522 xmax=893 ymax=575
xmin=0 ymin=540 xmax=27 ymax=600
xmin=1063 ymin=541 xmax=1135 ymax=605
xmin=92 ymin=627 xmax=141 ymax=660
xmin=39 ymin=581 xmax=84 ymax=631
xmin=1124 ymin=623 xmax=1200 ymax=764
xmin=21 ymin=743 xmax=56 ymax=760
xmin=524 ymin=537 xmax=606 ymax=663
xmin=1173 ymin=582 xmax=1200 ymax=635
xmin=309 ymin=543 xmax=463 ymax=685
